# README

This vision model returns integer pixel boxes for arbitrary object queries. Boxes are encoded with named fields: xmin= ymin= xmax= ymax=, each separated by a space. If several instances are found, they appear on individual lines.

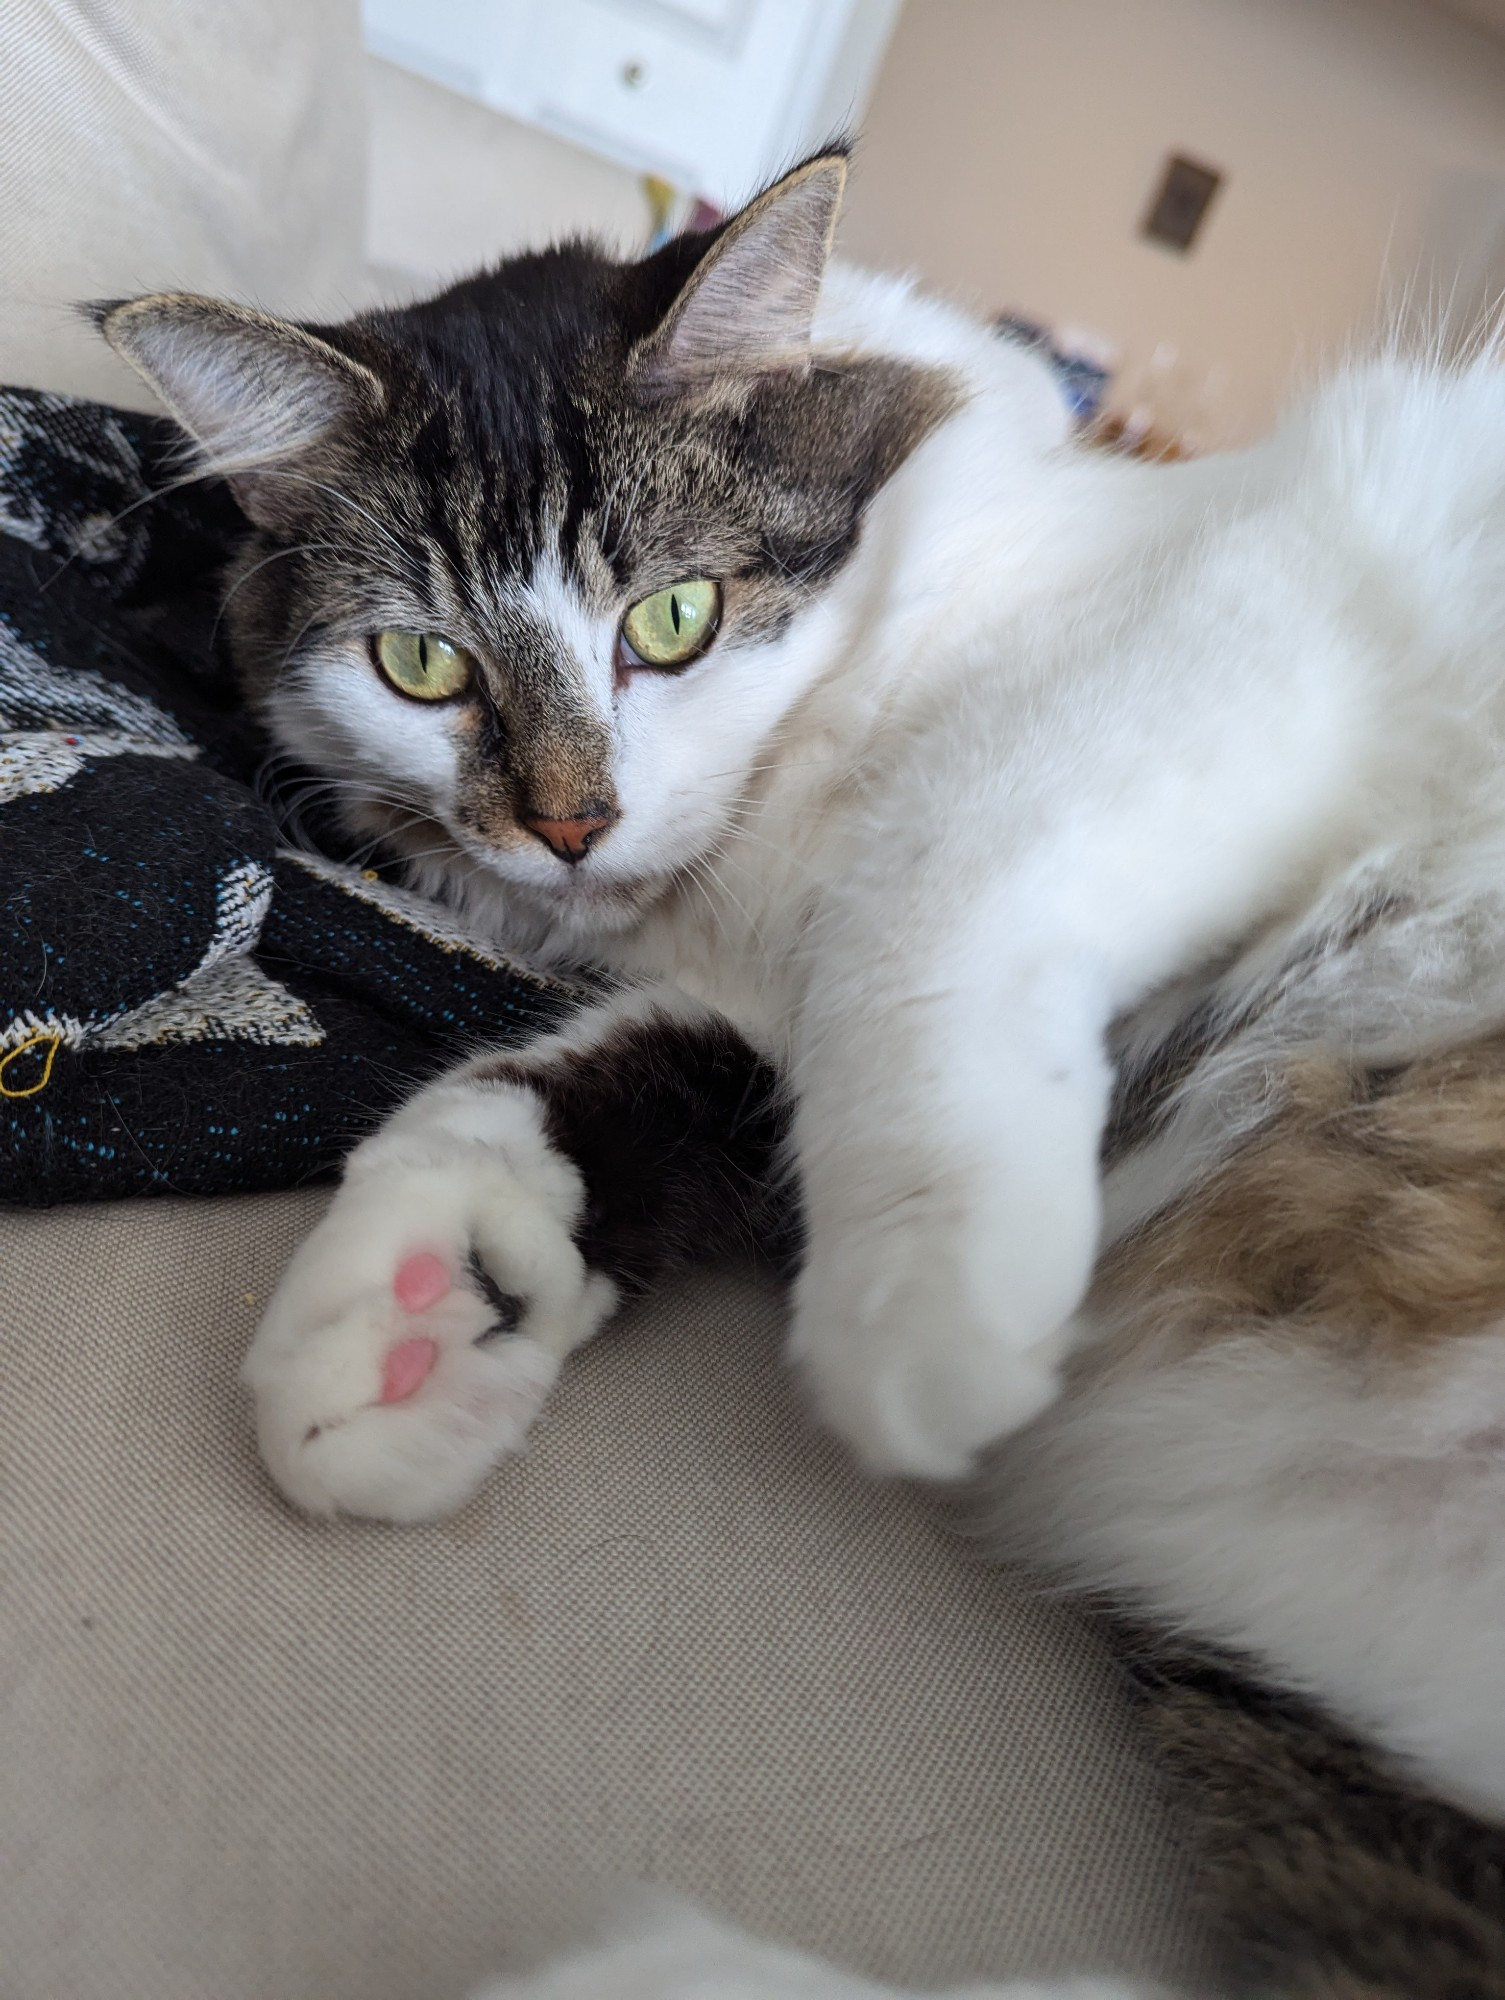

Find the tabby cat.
xmin=103 ymin=149 xmax=1505 ymax=1997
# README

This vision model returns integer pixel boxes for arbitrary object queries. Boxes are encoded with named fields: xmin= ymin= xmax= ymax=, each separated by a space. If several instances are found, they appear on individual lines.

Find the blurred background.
xmin=362 ymin=0 xmax=1505 ymax=450
xmin=9 ymin=0 xmax=1505 ymax=452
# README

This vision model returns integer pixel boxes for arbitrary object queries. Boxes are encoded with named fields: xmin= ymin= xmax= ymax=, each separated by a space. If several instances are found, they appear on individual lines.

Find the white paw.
xmin=788 ymin=1177 xmax=1099 ymax=1482
xmin=243 ymin=1103 xmax=616 ymax=1522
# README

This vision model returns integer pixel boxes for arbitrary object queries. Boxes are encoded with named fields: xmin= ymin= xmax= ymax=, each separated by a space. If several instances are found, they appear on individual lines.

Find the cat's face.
xmin=102 ymin=154 xmax=952 ymax=943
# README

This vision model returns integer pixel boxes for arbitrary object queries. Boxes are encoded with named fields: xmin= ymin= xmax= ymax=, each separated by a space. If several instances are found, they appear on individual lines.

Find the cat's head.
xmin=100 ymin=151 xmax=955 ymax=944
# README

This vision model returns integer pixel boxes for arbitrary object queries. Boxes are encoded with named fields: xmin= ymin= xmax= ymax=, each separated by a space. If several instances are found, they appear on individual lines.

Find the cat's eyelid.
xmin=626 ymin=569 xmax=723 ymax=601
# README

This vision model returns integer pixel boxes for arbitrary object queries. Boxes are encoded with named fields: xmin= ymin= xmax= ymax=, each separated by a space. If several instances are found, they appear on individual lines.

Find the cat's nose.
xmin=521 ymin=804 xmax=617 ymax=865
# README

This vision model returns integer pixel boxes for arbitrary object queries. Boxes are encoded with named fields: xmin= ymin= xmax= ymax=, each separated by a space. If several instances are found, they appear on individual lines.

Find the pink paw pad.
xmin=380 ymin=1337 xmax=439 ymax=1405
xmin=393 ymin=1250 xmax=451 ymax=1314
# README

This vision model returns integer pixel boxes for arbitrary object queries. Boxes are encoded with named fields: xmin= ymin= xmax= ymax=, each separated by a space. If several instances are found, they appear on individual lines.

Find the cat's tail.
xmin=1111 ymin=1621 xmax=1505 ymax=1999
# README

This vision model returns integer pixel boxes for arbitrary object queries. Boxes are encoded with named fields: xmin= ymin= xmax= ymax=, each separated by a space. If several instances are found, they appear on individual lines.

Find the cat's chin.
xmin=530 ymin=871 xmax=659 ymax=931
xmin=444 ymin=859 xmax=663 ymax=956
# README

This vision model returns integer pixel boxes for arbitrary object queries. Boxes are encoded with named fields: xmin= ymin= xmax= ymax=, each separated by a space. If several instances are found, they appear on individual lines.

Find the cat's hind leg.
xmin=244 ymin=985 xmax=785 ymax=1521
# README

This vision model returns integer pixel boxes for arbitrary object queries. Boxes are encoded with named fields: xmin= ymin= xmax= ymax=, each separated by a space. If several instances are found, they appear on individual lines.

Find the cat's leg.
xmin=243 ymin=985 xmax=785 ymax=1521
xmin=788 ymin=894 xmax=1115 ymax=1483
xmin=470 ymin=1896 xmax=1181 ymax=1999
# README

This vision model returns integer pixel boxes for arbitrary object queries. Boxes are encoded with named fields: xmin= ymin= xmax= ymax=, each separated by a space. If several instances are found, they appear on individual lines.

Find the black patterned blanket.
xmin=0 ymin=388 xmax=582 ymax=1204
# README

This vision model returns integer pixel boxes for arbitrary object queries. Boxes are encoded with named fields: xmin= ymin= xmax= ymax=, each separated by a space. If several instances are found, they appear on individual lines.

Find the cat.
xmin=100 ymin=146 xmax=1505 ymax=1996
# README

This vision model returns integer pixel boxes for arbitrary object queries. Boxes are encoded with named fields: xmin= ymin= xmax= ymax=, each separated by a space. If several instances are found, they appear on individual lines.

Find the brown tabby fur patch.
xmin=1082 ymin=1035 xmax=1505 ymax=1996
xmin=1095 ymin=1035 xmax=1505 ymax=1368
xmin=1114 ymin=1624 xmax=1505 ymax=1999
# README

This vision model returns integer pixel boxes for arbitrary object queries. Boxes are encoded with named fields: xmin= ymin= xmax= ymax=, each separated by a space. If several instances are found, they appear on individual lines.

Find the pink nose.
xmin=380 ymin=1337 xmax=438 ymax=1404
xmin=521 ymin=806 xmax=616 ymax=865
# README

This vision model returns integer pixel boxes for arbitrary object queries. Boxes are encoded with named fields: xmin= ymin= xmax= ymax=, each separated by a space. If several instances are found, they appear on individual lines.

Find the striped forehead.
xmin=477 ymin=551 xmax=613 ymax=690
xmin=384 ymin=391 xmax=633 ymax=611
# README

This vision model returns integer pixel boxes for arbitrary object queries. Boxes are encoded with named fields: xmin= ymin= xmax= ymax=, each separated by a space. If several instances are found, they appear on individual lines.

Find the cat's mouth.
xmin=360 ymin=799 xmax=663 ymax=935
xmin=520 ymin=865 xmax=660 ymax=919
xmin=465 ymin=841 xmax=665 ymax=932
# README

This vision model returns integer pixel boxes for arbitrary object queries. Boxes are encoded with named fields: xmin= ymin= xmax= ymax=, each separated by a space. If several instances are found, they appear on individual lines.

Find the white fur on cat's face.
xmin=256 ymin=264 xmax=1069 ymax=960
xmin=266 ymin=545 xmax=854 ymax=951
xmin=100 ymin=158 xmax=979 ymax=955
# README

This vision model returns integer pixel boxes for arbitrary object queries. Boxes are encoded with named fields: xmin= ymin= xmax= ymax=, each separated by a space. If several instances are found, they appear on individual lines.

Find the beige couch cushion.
xmin=0 ymin=0 xmax=368 ymax=409
xmin=2 ymin=1193 xmax=1208 ymax=1999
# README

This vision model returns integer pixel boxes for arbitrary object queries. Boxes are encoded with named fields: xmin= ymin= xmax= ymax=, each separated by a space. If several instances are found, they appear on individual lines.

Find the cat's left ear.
xmin=631 ymin=149 xmax=847 ymax=396
xmin=95 ymin=294 xmax=383 ymax=528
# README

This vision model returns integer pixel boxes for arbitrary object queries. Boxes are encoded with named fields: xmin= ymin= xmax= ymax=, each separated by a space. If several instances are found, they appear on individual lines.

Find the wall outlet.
xmin=1142 ymin=154 xmax=1223 ymax=252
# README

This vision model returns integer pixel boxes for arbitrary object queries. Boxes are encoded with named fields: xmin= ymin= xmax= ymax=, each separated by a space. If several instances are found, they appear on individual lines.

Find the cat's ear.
xmin=631 ymin=150 xmax=848 ymax=396
xmin=95 ymin=294 xmax=383 ymax=527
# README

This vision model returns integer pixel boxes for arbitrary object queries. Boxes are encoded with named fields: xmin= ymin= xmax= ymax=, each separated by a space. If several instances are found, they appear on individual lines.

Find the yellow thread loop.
xmin=0 ymin=1029 xmax=63 ymax=1099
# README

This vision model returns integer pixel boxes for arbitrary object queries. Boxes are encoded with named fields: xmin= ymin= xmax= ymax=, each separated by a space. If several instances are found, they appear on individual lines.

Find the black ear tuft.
xmin=79 ymin=299 xmax=125 ymax=334
xmin=630 ymin=150 xmax=848 ymax=397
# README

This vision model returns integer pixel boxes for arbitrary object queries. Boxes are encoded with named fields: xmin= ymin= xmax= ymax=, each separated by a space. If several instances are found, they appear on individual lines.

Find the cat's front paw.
xmin=243 ymin=1104 xmax=615 ymax=1522
xmin=789 ymin=1182 xmax=1097 ymax=1481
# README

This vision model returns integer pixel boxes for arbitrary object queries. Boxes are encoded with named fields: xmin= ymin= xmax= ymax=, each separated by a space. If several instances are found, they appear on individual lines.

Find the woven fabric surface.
xmin=2 ymin=1194 xmax=1210 ymax=2000
xmin=0 ymin=386 xmax=585 ymax=1202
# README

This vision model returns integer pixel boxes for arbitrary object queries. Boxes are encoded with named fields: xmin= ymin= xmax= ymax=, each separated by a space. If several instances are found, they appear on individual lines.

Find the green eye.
xmin=371 ymin=630 xmax=474 ymax=702
xmin=619 ymin=579 xmax=721 ymax=669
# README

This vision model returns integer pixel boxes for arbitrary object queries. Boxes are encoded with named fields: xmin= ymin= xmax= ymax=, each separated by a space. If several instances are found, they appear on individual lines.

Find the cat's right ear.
xmin=94 ymin=295 xmax=383 ymax=529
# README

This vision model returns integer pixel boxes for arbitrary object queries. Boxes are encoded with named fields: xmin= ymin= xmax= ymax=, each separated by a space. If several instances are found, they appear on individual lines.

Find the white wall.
xmin=838 ymin=0 xmax=1505 ymax=442
xmin=365 ymin=55 xmax=647 ymax=289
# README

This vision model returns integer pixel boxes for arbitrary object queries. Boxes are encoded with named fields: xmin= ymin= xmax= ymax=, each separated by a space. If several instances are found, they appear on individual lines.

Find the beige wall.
xmin=840 ymin=0 xmax=1505 ymax=442
xmin=369 ymin=1 xmax=1505 ymax=446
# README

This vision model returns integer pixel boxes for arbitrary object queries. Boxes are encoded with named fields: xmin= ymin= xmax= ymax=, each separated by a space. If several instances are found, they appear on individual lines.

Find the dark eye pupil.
xmin=670 ymin=592 xmax=681 ymax=635
xmin=417 ymin=635 xmax=429 ymax=674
